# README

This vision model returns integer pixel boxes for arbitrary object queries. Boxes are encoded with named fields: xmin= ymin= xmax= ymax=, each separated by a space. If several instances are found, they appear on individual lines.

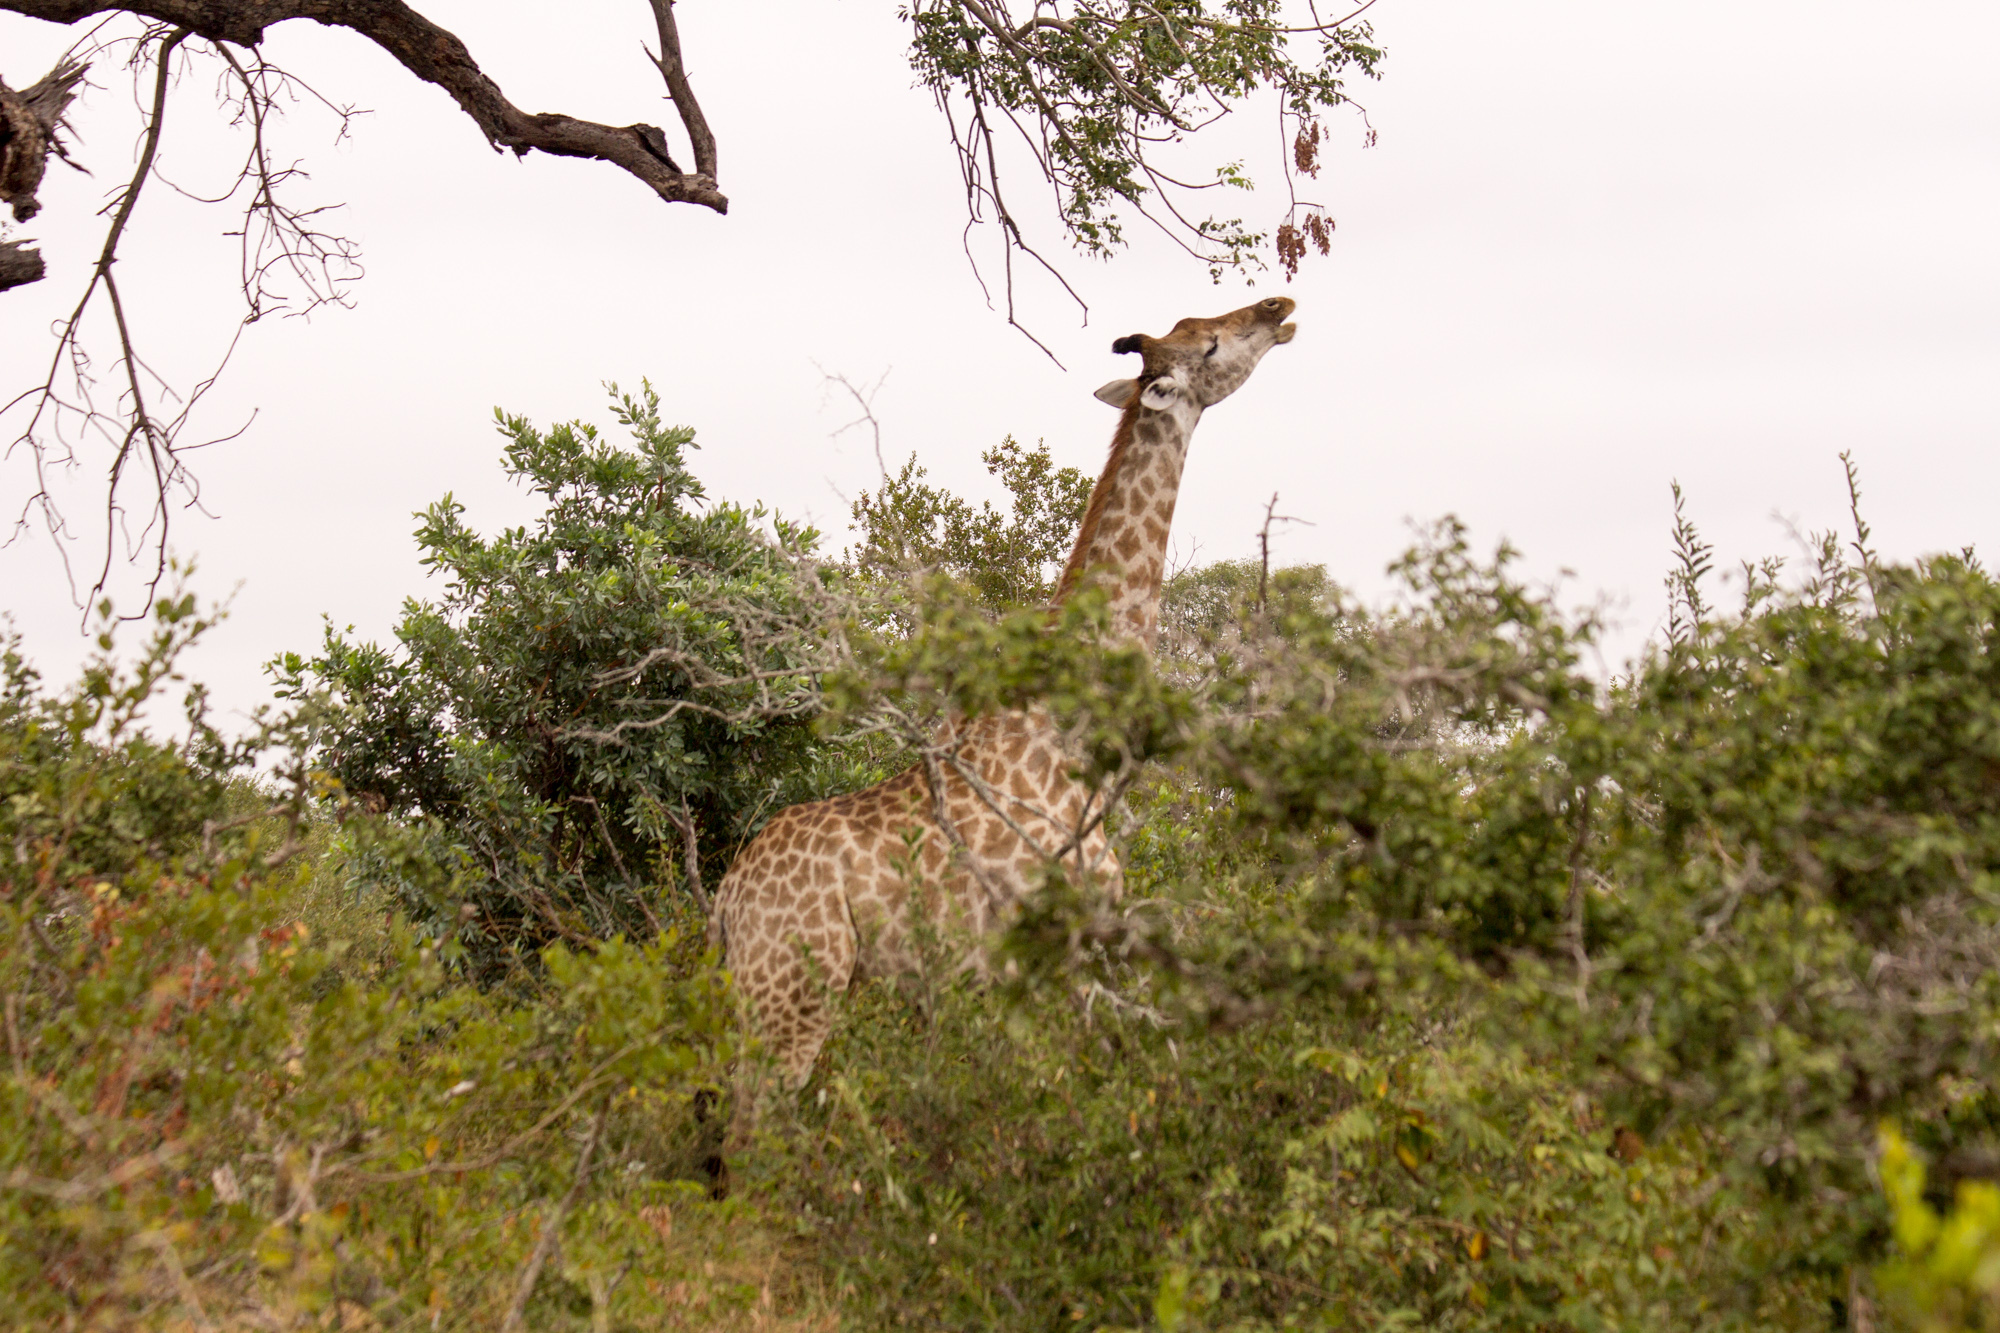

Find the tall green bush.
xmin=275 ymin=385 xmax=832 ymax=963
xmin=848 ymin=436 xmax=1092 ymax=610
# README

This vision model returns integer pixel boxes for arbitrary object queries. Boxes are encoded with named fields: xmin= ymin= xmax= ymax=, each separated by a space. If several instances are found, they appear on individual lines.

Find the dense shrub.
xmin=777 ymin=471 xmax=2000 ymax=1328
xmin=275 ymin=385 xmax=834 ymax=966
xmin=1 ymin=605 xmax=825 ymax=1330
xmin=16 ymin=379 xmax=2000 ymax=1331
xmin=766 ymin=955 xmax=1827 ymax=1330
xmin=847 ymin=436 xmax=1093 ymax=618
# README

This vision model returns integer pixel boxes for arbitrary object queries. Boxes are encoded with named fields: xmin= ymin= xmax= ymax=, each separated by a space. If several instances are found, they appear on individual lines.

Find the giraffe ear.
xmin=1093 ymin=378 xmax=1139 ymax=408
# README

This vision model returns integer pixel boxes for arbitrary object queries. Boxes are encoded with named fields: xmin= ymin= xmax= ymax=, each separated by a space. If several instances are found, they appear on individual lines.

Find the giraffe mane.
xmin=1053 ymin=392 xmax=1144 ymax=603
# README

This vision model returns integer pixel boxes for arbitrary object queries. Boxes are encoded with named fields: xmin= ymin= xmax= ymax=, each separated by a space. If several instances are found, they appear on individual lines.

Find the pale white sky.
xmin=3 ymin=1 xmax=1997 ymax=723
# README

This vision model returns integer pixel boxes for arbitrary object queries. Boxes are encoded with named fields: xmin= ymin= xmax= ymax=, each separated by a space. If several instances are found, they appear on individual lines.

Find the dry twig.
xmin=500 ymin=1095 xmax=611 ymax=1333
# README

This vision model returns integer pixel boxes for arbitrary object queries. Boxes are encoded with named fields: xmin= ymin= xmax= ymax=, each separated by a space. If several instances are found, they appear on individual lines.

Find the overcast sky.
xmin=3 ymin=0 xmax=1997 ymax=724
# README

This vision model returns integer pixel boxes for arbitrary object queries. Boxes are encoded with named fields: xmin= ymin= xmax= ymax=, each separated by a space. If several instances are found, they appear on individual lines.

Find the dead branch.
xmin=920 ymin=744 xmax=1020 ymax=916
xmin=3 ymin=0 xmax=728 ymax=609
xmin=0 ymin=239 xmax=44 ymax=289
xmin=0 ymin=56 xmax=89 ymax=292
xmin=665 ymin=798 xmax=709 ymax=917
xmin=817 ymin=365 xmax=892 ymax=482
xmin=7 ymin=0 xmax=727 ymax=209
xmin=0 ymin=54 xmax=87 ymax=221
xmin=206 ymin=42 xmax=363 ymax=322
xmin=82 ymin=27 xmax=187 ymax=604
xmin=132 ymin=1229 xmax=215 ymax=1333
xmin=1254 ymin=491 xmax=1311 ymax=614
xmin=642 ymin=0 xmax=714 ymax=179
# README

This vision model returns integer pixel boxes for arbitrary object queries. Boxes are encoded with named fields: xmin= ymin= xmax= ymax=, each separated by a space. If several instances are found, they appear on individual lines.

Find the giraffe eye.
xmin=1203 ymin=338 xmax=1219 ymax=359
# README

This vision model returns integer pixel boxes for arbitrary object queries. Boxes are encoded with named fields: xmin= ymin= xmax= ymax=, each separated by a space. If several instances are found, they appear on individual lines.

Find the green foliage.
xmin=1881 ymin=1123 xmax=2000 ymax=1330
xmin=1 ymin=596 xmax=263 ymax=891
xmin=848 ymin=435 xmax=1093 ymax=618
xmin=275 ymin=384 xmax=831 ymax=963
xmin=21 ymin=396 xmax=2000 ymax=1331
xmin=764 ymin=922 xmax=1825 ymax=1331
xmin=1156 ymin=556 xmax=1336 ymax=666
xmin=1533 ymin=540 xmax=2000 ymax=1192
xmin=0 ymin=606 xmax=832 ymax=1330
xmin=815 ymin=474 xmax=2000 ymax=1324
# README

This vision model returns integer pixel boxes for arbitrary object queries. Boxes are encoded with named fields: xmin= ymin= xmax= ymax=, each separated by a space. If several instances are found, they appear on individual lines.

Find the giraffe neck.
xmin=1052 ymin=397 xmax=1198 ymax=650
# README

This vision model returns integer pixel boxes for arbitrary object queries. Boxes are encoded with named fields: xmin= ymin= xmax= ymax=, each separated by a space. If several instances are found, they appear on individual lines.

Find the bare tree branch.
xmin=665 ymin=799 xmax=710 ymax=917
xmin=0 ymin=238 xmax=45 ymax=289
xmin=817 ymin=364 xmax=892 ymax=482
xmin=1 ymin=27 xmax=248 ymax=612
xmin=6 ymin=0 xmax=728 ymax=209
xmin=0 ymin=54 xmax=87 ymax=292
xmin=642 ymin=0 xmax=714 ymax=180
xmin=500 ymin=1094 xmax=610 ymax=1333
xmin=2 ymin=0 xmax=729 ymax=608
xmin=1254 ymin=490 xmax=1310 ymax=614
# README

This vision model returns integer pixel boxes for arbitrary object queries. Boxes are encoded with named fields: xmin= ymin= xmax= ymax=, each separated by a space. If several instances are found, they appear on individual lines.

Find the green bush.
xmin=761 ymin=925 xmax=1827 ymax=1330
xmin=774 ymin=466 xmax=2000 ymax=1327
xmin=275 ymin=384 xmax=834 ymax=967
xmin=19 ymin=379 xmax=2000 ymax=1332
xmin=847 ymin=436 xmax=1093 ymax=619
xmin=1 ymin=603 xmax=827 ymax=1330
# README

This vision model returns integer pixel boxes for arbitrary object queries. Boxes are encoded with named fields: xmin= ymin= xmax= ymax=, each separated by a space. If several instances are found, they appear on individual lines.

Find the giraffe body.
xmin=713 ymin=297 xmax=1299 ymax=1089
xmin=714 ymin=710 xmax=1114 ymax=1087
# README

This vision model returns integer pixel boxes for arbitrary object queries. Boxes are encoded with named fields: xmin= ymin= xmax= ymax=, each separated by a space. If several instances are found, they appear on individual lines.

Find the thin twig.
xmin=134 ymin=1229 xmax=215 ymax=1332
xmin=1255 ymin=492 xmax=1311 ymax=614
xmin=501 ymin=1095 xmax=612 ymax=1333
xmin=667 ymin=799 xmax=710 ymax=917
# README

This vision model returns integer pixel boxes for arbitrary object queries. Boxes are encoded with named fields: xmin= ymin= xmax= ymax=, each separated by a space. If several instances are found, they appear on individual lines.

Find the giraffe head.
xmin=1093 ymin=296 xmax=1297 ymax=415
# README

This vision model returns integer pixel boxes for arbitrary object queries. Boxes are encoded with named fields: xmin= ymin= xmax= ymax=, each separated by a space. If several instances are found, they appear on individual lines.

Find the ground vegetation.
xmin=7 ymin=394 xmax=1999 ymax=1330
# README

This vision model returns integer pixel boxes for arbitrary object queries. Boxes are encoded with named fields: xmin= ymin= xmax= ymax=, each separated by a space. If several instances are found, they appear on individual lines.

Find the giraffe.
xmin=711 ymin=295 xmax=1298 ymax=1091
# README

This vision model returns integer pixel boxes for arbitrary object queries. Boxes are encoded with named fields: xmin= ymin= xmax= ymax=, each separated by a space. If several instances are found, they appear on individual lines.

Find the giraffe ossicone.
xmin=712 ymin=296 xmax=1299 ymax=1092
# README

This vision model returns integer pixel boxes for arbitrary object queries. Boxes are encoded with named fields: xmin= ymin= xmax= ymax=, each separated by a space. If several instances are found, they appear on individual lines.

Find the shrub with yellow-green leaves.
xmin=766 ymin=463 xmax=2000 ymax=1328
xmin=0 ymin=603 xmax=808 ymax=1330
xmin=1880 ymin=1124 xmax=2000 ymax=1331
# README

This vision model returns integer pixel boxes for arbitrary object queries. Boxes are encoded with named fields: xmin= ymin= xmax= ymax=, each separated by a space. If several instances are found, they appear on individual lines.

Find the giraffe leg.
xmin=725 ymin=926 xmax=854 ymax=1151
